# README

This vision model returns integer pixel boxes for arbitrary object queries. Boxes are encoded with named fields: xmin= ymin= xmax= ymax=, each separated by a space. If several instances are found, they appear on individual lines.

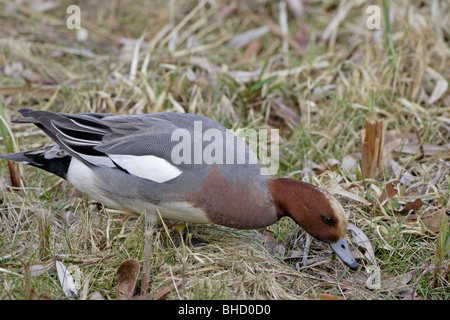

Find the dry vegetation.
xmin=0 ymin=0 xmax=449 ymax=300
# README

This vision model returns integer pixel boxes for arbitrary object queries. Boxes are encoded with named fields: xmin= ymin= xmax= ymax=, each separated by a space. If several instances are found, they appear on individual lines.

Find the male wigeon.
xmin=1 ymin=109 xmax=358 ymax=270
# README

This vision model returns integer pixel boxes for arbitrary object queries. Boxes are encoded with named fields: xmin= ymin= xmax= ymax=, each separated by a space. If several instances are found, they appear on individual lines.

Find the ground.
xmin=0 ymin=0 xmax=448 ymax=300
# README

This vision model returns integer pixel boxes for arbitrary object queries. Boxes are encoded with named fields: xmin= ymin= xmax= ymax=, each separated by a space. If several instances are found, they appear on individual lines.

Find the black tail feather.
xmin=0 ymin=147 xmax=71 ymax=179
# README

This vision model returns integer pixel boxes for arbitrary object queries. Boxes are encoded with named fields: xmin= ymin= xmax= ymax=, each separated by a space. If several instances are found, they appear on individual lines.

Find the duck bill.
xmin=330 ymin=238 xmax=358 ymax=270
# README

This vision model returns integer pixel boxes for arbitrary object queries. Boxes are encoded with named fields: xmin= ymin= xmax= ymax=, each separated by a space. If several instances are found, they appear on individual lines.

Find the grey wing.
xmin=14 ymin=109 xmax=261 ymax=184
xmin=13 ymin=110 xmax=228 ymax=184
xmin=14 ymin=109 xmax=185 ymax=167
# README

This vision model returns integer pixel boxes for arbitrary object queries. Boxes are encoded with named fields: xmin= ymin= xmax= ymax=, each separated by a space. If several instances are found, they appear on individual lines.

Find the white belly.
xmin=145 ymin=201 xmax=211 ymax=224
xmin=66 ymin=157 xmax=211 ymax=224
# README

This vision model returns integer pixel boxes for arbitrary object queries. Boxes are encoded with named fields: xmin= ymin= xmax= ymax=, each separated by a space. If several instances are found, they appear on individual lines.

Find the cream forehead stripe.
xmin=329 ymin=196 xmax=347 ymax=221
xmin=318 ymin=189 xmax=347 ymax=221
xmin=108 ymin=154 xmax=182 ymax=183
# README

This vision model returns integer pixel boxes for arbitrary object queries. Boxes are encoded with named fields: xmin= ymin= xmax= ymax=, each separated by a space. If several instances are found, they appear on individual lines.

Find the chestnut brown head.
xmin=268 ymin=178 xmax=358 ymax=270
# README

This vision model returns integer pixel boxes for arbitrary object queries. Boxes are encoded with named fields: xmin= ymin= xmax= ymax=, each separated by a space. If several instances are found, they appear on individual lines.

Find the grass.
xmin=0 ymin=0 xmax=449 ymax=300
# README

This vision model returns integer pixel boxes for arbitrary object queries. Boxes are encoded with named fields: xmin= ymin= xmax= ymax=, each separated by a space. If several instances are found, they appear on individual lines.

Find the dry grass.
xmin=0 ymin=0 xmax=449 ymax=300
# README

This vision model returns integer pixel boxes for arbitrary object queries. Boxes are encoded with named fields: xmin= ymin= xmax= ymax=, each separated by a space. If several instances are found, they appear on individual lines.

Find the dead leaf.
xmin=2 ymin=61 xmax=46 ymax=84
xmin=312 ymin=162 xmax=326 ymax=175
xmin=422 ymin=210 xmax=445 ymax=233
xmin=380 ymin=182 xmax=398 ymax=204
xmin=295 ymin=24 xmax=309 ymax=54
xmin=89 ymin=291 xmax=105 ymax=300
xmin=220 ymin=3 xmax=237 ymax=18
xmin=227 ymin=26 xmax=270 ymax=48
xmin=383 ymin=130 xmax=402 ymax=160
xmin=154 ymin=281 xmax=181 ymax=300
xmin=390 ymin=159 xmax=415 ymax=186
xmin=397 ymin=142 xmax=449 ymax=156
xmin=263 ymin=230 xmax=286 ymax=258
xmin=381 ymin=271 xmax=414 ymax=291
xmin=426 ymin=67 xmax=448 ymax=104
xmin=422 ymin=143 xmax=449 ymax=156
xmin=22 ymin=68 xmax=45 ymax=84
xmin=29 ymin=0 xmax=60 ymax=12
xmin=225 ymin=68 xmax=262 ymax=83
xmin=243 ymin=40 xmax=261 ymax=60
xmin=218 ymin=94 xmax=238 ymax=122
xmin=374 ymin=182 xmax=398 ymax=215
xmin=116 ymin=260 xmax=140 ymax=300
xmin=0 ymin=241 xmax=27 ymax=260
xmin=55 ymin=261 xmax=78 ymax=299
xmin=398 ymin=199 xmax=423 ymax=215
xmin=399 ymin=288 xmax=421 ymax=300
xmin=188 ymin=56 xmax=221 ymax=74
xmin=326 ymin=158 xmax=340 ymax=171
xmin=284 ymin=249 xmax=303 ymax=260
xmin=347 ymin=223 xmax=376 ymax=264
xmin=270 ymin=99 xmax=299 ymax=127
xmin=287 ymin=0 xmax=304 ymax=17
xmin=3 ymin=61 xmax=24 ymax=77
xmin=341 ymin=154 xmax=358 ymax=174
xmin=36 ymin=291 xmax=52 ymax=300
xmin=29 ymin=261 xmax=54 ymax=277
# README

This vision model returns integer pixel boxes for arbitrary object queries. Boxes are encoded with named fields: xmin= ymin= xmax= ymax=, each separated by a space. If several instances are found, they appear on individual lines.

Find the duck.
xmin=1 ymin=108 xmax=358 ymax=270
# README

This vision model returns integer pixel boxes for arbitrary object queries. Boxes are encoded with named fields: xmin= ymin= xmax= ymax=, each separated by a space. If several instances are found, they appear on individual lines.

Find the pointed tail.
xmin=0 ymin=144 xmax=71 ymax=179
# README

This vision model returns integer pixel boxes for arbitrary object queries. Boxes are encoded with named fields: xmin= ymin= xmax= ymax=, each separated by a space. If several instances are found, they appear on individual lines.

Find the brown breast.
xmin=188 ymin=166 xmax=278 ymax=229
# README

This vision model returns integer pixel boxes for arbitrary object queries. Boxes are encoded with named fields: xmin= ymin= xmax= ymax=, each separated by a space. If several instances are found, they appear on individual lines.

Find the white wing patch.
xmin=108 ymin=154 xmax=182 ymax=183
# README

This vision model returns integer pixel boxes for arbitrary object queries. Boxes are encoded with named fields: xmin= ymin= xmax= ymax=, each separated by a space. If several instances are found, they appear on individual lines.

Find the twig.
xmin=75 ymin=253 xmax=117 ymax=268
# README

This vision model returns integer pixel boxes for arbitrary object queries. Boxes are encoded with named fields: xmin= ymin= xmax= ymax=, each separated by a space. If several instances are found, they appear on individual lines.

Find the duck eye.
xmin=323 ymin=216 xmax=334 ymax=226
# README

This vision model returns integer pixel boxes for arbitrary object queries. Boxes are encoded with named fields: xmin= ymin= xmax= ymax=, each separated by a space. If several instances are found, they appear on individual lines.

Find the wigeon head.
xmin=268 ymin=178 xmax=358 ymax=270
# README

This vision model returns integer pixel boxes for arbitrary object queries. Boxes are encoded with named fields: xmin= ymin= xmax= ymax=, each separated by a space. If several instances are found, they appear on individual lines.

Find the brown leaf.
xmin=399 ymin=288 xmax=421 ymax=300
xmin=154 ymin=281 xmax=181 ymax=300
xmin=116 ymin=260 xmax=140 ymax=300
xmin=398 ymin=199 xmax=423 ymax=215
xmin=381 ymin=271 xmax=414 ymax=291
xmin=243 ymin=40 xmax=261 ymax=60
xmin=295 ymin=24 xmax=309 ymax=54
xmin=22 ymin=68 xmax=45 ymax=84
xmin=380 ymin=182 xmax=398 ymax=204
xmin=263 ymin=231 xmax=286 ymax=258
xmin=422 ymin=210 xmax=445 ymax=233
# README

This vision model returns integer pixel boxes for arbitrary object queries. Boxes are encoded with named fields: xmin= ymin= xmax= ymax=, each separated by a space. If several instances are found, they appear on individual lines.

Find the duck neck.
xmin=267 ymin=178 xmax=311 ymax=221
